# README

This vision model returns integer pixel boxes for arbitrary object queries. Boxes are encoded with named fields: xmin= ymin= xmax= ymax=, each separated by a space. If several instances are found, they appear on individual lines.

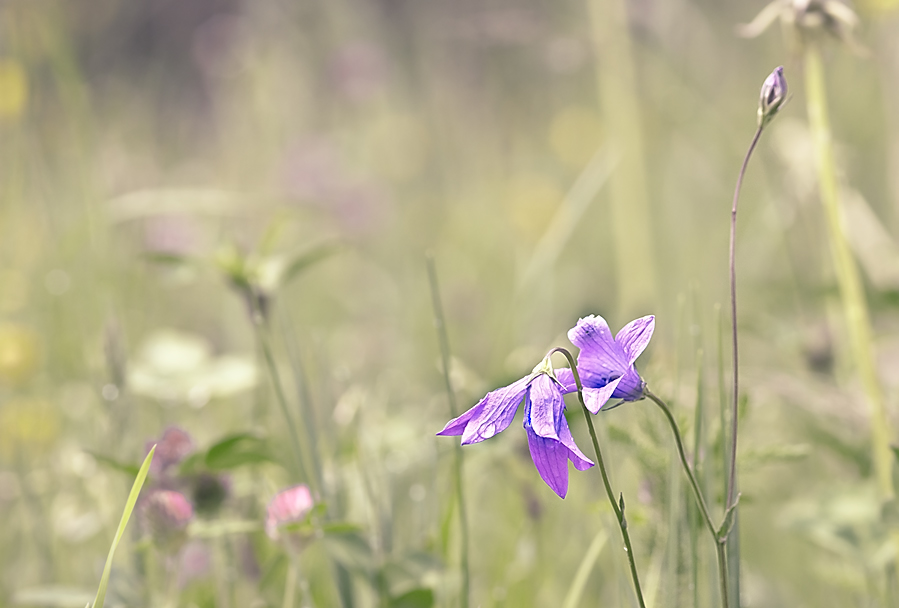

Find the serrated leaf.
xmin=204 ymin=433 xmax=273 ymax=470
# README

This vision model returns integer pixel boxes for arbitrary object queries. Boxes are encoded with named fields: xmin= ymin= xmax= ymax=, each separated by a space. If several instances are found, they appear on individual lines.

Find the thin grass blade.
xmin=91 ymin=445 xmax=155 ymax=608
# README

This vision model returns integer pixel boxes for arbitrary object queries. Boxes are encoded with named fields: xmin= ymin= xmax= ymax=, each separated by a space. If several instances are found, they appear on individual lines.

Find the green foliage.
xmin=91 ymin=447 xmax=155 ymax=608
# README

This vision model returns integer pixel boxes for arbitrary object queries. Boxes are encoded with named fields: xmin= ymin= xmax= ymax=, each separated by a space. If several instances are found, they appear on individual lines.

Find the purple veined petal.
xmin=436 ymin=399 xmax=484 ymax=437
xmin=554 ymin=368 xmax=578 ymax=394
xmin=558 ymin=415 xmax=594 ymax=471
xmin=610 ymin=366 xmax=645 ymax=401
xmin=524 ymin=374 xmax=565 ymax=440
xmin=582 ymin=378 xmax=622 ymax=414
xmin=459 ymin=375 xmax=530 ymax=445
xmin=615 ymin=315 xmax=655 ymax=364
xmin=525 ymin=426 xmax=571 ymax=498
xmin=568 ymin=315 xmax=628 ymax=387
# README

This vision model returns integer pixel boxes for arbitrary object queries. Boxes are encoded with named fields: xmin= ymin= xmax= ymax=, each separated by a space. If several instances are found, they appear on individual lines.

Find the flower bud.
xmin=147 ymin=426 xmax=194 ymax=474
xmin=758 ymin=66 xmax=787 ymax=126
xmin=265 ymin=484 xmax=315 ymax=540
xmin=141 ymin=489 xmax=193 ymax=552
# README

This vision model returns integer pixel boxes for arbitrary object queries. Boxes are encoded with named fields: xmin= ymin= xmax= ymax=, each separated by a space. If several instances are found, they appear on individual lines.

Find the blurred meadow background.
xmin=4 ymin=0 xmax=899 ymax=607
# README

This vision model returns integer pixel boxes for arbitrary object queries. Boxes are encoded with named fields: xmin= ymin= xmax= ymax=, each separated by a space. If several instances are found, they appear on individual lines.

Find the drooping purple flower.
xmin=555 ymin=315 xmax=655 ymax=413
xmin=437 ymin=356 xmax=594 ymax=498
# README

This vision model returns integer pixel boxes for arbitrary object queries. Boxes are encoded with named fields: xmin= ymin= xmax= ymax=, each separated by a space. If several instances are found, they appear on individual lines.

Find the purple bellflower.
xmin=437 ymin=356 xmax=594 ymax=498
xmin=555 ymin=315 xmax=655 ymax=414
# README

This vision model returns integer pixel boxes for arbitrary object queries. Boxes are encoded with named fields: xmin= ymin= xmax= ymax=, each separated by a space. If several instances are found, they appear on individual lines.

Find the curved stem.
xmin=727 ymin=124 xmax=763 ymax=510
xmin=549 ymin=348 xmax=647 ymax=608
xmin=643 ymin=387 xmax=716 ymax=539
xmin=643 ymin=386 xmax=730 ymax=608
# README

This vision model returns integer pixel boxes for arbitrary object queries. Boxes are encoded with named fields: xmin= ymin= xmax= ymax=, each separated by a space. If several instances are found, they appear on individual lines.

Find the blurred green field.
xmin=3 ymin=1 xmax=899 ymax=607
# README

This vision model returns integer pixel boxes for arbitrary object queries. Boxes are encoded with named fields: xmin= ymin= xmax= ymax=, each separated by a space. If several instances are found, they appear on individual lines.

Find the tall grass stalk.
xmin=803 ymin=44 xmax=894 ymax=499
xmin=586 ymin=0 xmax=657 ymax=314
xmin=425 ymin=254 xmax=470 ymax=608
xmin=804 ymin=44 xmax=899 ymax=594
xmin=690 ymin=348 xmax=705 ymax=608
xmin=91 ymin=446 xmax=155 ymax=608
xmin=561 ymin=530 xmax=608 ymax=608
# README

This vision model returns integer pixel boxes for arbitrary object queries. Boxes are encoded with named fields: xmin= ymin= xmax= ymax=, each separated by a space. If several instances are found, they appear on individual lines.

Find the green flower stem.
xmin=426 ymin=254 xmax=470 ymax=608
xmin=727 ymin=123 xmax=763 ymax=511
xmin=549 ymin=348 xmax=647 ymax=608
xmin=642 ymin=387 xmax=728 ymax=608
xmin=643 ymin=388 xmax=716 ymax=539
xmin=715 ymin=543 xmax=730 ymax=608
xmin=804 ymin=44 xmax=894 ymax=498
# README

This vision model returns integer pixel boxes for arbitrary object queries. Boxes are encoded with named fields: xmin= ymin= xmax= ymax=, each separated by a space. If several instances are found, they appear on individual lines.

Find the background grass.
xmin=3 ymin=1 xmax=899 ymax=607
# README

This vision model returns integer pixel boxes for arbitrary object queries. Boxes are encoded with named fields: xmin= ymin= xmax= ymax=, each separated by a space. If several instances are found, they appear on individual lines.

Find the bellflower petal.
xmin=615 ymin=315 xmax=655 ymax=364
xmin=524 ymin=373 xmax=565 ymax=440
xmin=582 ymin=379 xmax=622 ymax=414
xmin=459 ymin=376 xmax=529 ymax=445
xmin=438 ymin=358 xmax=596 ymax=497
xmin=559 ymin=416 xmax=594 ymax=471
xmin=569 ymin=314 xmax=655 ymax=407
xmin=436 ymin=401 xmax=482 ymax=437
xmin=526 ymin=426 xmax=571 ymax=498
xmin=553 ymin=367 xmax=578 ymax=394
xmin=568 ymin=315 xmax=627 ymax=388
xmin=611 ymin=367 xmax=644 ymax=401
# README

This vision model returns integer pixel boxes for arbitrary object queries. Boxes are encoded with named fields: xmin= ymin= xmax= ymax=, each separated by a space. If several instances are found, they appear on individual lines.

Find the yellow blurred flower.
xmin=858 ymin=0 xmax=899 ymax=13
xmin=503 ymin=174 xmax=564 ymax=240
xmin=0 ymin=59 xmax=27 ymax=120
xmin=548 ymin=106 xmax=603 ymax=168
xmin=0 ymin=323 xmax=40 ymax=386
xmin=0 ymin=398 xmax=60 ymax=459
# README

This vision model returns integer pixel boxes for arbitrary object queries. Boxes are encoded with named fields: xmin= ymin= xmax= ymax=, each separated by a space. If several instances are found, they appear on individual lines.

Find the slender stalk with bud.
xmin=721 ymin=65 xmax=787 ymax=607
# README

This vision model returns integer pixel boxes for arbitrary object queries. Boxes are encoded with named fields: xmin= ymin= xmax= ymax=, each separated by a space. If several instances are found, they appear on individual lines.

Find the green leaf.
xmin=323 ymin=526 xmax=375 ymax=575
xmin=717 ymin=494 xmax=742 ymax=541
xmin=204 ymin=433 xmax=273 ymax=470
xmin=389 ymin=588 xmax=434 ymax=608
xmin=139 ymin=252 xmax=194 ymax=266
xmin=86 ymin=451 xmax=140 ymax=478
xmin=91 ymin=445 xmax=155 ymax=608
xmin=279 ymin=241 xmax=342 ymax=288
